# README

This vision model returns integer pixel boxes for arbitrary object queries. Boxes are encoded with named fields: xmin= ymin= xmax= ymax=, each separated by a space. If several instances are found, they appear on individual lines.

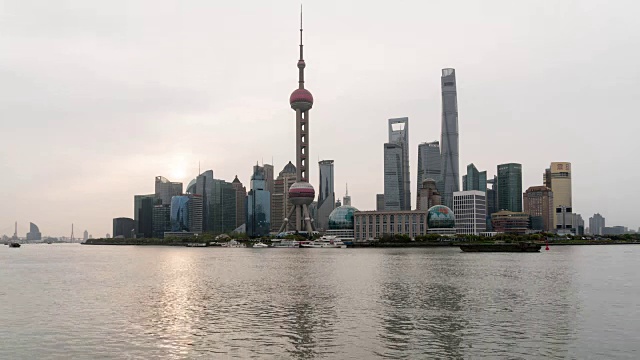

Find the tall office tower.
xmin=308 ymin=201 xmax=318 ymax=224
xmin=440 ymin=68 xmax=460 ymax=208
xmin=211 ymin=179 xmax=237 ymax=234
xmin=247 ymin=163 xmax=271 ymax=237
xmin=523 ymin=186 xmax=554 ymax=232
xmin=497 ymin=163 xmax=523 ymax=212
xmin=196 ymin=170 xmax=214 ymax=232
xmin=453 ymin=190 xmax=487 ymax=235
xmin=155 ymin=176 xmax=183 ymax=205
xmin=279 ymin=11 xmax=315 ymax=234
xmin=152 ymin=205 xmax=170 ymax=238
xmin=546 ymin=162 xmax=572 ymax=229
xmin=188 ymin=194 xmax=204 ymax=234
xmin=26 ymin=222 xmax=41 ymax=241
xmin=271 ymin=162 xmax=297 ymax=232
xmin=134 ymin=194 xmax=155 ymax=238
xmin=463 ymin=164 xmax=487 ymax=192
xmin=316 ymin=160 xmax=335 ymax=230
xmin=83 ymin=230 xmax=88 ymax=241
xmin=384 ymin=143 xmax=404 ymax=211
xmin=416 ymin=178 xmax=442 ymax=210
xmin=232 ymin=176 xmax=247 ymax=229
xmin=263 ymin=164 xmax=275 ymax=195
xmin=343 ymin=183 xmax=351 ymax=206
xmin=185 ymin=178 xmax=197 ymax=194
xmin=589 ymin=213 xmax=605 ymax=235
xmin=417 ymin=141 xmax=441 ymax=207
xmin=486 ymin=176 xmax=498 ymax=231
xmin=543 ymin=168 xmax=552 ymax=189
xmin=113 ymin=217 xmax=136 ymax=239
xmin=170 ymin=196 xmax=190 ymax=232
xmin=169 ymin=194 xmax=204 ymax=233
xmin=385 ymin=117 xmax=410 ymax=210
xmin=195 ymin=170 xmax=236 ymax=234
xmin=376 ymin=194 xmax=385 ymax=211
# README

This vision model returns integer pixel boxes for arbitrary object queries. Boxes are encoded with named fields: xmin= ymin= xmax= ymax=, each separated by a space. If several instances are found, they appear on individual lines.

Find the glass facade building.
xmin=417 ymin=141 xmax=442 ymax=207
xmin=247 ymin=164 xmax=271 ymax=237
xmin=134 ymin=194 xmax=155 ymax=238
xmin=463 ymin=163 xmax=487 ymax=193
xmin=170 ymin=196 xmax=190 ymax=232
xmin=328 ymin=205 xmax=358 ymax=230
xmin=497 ymin=163 xmax=523 ymax=212
xmin=317 ymin=160 xmax=335 ymax=230
xmin=113 ymin=217 xmax=136 ymax=239
xmin=385 ymin=118 xmax=411 ymax=210
xmin=196 ymin=170 xmax=236 ymax=234
xmin=155 ymin=176 xmax=183 ymax=205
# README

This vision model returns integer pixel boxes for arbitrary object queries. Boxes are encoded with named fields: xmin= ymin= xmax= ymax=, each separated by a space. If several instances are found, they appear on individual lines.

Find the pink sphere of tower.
xmin=288 ymin=181 xmax=315 ymax=206
xmin=290 ymin=88 xmax=314 ymax=111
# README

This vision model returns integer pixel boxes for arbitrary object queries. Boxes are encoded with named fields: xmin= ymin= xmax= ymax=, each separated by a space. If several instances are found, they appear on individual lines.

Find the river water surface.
xmin=1 ymin=244 xmax=638 ymax=359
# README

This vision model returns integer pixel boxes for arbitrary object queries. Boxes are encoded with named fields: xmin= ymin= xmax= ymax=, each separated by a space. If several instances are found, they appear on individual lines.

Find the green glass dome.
xmin=427 ymin=205 xmax=455 ymax=228
xmin=328 ymin=205 xmax=359 ymax=230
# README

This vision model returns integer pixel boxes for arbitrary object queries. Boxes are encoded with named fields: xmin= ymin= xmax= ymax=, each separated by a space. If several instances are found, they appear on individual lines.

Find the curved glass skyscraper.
xmin=170 ymin=196 xmax=190 ymax=232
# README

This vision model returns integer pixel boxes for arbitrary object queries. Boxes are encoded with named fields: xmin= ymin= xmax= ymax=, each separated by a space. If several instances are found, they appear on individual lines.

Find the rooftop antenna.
xmin=346 ymin=182 xmax=349 ymax=196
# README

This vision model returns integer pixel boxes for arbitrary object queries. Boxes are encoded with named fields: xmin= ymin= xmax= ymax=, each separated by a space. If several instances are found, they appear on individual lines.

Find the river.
xmin=1 ymin=244 xmax=638 ymax=359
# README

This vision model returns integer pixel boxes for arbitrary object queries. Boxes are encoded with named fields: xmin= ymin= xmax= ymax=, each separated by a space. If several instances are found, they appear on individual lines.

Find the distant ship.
xmin=9 ymin=242 xmax=21 ymax=248
xmin=459 ymin=242 xmax=541 ymax=253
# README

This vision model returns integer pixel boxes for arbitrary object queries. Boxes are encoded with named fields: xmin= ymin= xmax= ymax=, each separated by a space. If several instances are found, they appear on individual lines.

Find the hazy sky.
xmin=1 ymin=0 xmax=639 ymax=237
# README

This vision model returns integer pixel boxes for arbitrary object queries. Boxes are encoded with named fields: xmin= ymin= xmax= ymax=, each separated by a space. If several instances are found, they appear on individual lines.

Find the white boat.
xmin=253 ymin=242 xmax=269 ymax=248
xmin=300 ymin=236 xmax=346 ymax=248
xmin=271 ymin=239 xmax=300 ymax=248
xmin=221 ymin=240 xmax=246 ymax=248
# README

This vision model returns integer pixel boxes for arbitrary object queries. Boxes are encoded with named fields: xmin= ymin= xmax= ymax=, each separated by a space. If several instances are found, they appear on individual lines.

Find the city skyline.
xmin=2 ymin=1 xmax=639 ymax=236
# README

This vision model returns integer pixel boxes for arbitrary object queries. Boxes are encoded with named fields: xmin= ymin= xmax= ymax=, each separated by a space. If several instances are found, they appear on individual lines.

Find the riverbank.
xmin=82 ymin=238 xmax=640 ymax=247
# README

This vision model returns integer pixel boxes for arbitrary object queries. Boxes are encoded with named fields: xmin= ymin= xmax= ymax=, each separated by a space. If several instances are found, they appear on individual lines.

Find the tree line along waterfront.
xmin=82 ymin=232 xmax=640 ymax=247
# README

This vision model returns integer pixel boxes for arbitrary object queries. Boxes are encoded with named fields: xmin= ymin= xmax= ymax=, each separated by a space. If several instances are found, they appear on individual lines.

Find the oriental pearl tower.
xmin=279 ymin=8 xmax=315 ymax=234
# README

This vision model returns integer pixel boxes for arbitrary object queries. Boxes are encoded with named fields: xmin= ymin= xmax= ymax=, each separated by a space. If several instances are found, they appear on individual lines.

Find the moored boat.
xmin=252 ymin=242 xmax=269 ymax=248
xmin=300 ymin=236 xmax=347 ymax=248
xmin=459 ymin=242 xmax=541 ymax=252
xmin=9 ymin=242 xmax=21 ymax=248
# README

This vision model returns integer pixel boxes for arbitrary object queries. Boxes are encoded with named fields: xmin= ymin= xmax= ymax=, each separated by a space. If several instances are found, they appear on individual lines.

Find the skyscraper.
xmin=463 ymin=163 xmax=487 ymax=192
xmin=417 ymin=141 xmax=441 ymax=207
xmin=383 ymin=142 xmax=405 ymax=211
xmin=195 ymin=170 xmax=236 ymax=234
xmin=486 ymin=176 xmax=498 ymax=231
xmin=155 ymin=176 xmax=183 ymax=205
xmin=497 ymin=163 xmax=523 ymax=212
xmin=247 ymin=163 xmax=271 ymax=237
xmin=589 ymin=213 xmax=605 ymax=235
xmin=278 ymin=10 xmax=315 ymax=234
xmin=152 ymin=205 xmax=170 ymax=238
xmin=376 ymin=194 xmax=385 ymax=211
xmin=134 ymin=194 xmax=155 ymax=238
xmin=169 ymin=194 xmax=204 ymax=233
xmin=343 ymin=183 xmax=351 ymax=206
xmin=523 ymin=186 xmax=554 ymax=232
xmin=546 ymin=162 xmax=572 ymax=229
xmin=440 ymin=68 xmax=460 ymax=208
xmin=231 ymin=176 xmax=247 ymax=229
xmin=271 ymin=162 xmax=297 ymax=232
xmin=316 ymin=160 xmax=335 ymax=230
xmin=385 ymin=117 xmax=410 ymax=210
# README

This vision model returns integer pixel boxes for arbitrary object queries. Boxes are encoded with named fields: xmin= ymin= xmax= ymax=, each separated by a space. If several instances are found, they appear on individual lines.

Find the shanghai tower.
xmin=440 ymin=68 xmax=459 ymax=208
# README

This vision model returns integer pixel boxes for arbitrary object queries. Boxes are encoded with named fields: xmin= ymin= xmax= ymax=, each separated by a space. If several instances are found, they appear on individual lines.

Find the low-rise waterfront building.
xmin=491 ymin=210 xmax=529 ymax=234
xmin=426 ymin=205 xmax=457 ymax=235
xmin=326 ymin=205 xmax=358 ymax=240
xmin=354 ymin=210 xmax=429 ymax=242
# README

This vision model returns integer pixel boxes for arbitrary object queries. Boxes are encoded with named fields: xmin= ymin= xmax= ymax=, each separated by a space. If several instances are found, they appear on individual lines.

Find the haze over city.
xmin=1 ymin=0 xmax=638 ymax=237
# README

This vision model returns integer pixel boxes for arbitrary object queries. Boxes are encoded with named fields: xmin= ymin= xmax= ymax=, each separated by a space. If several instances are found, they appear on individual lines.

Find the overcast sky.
xmin=1 ymin=0 xmax=639 ymax=237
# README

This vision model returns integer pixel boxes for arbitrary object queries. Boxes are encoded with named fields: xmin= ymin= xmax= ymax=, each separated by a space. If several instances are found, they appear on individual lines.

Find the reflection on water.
xmin=1 ymin=245 xmax=639 ymax=359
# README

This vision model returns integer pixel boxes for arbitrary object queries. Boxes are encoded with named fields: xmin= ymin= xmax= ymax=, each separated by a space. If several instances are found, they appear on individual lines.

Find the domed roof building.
xmin=328 ymin=205 xmax=358 ymax=230
xmin=325 ymin=205 xmax=359 ymax=241
xmin=427 ymin=205 xmax=457 ymax=235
